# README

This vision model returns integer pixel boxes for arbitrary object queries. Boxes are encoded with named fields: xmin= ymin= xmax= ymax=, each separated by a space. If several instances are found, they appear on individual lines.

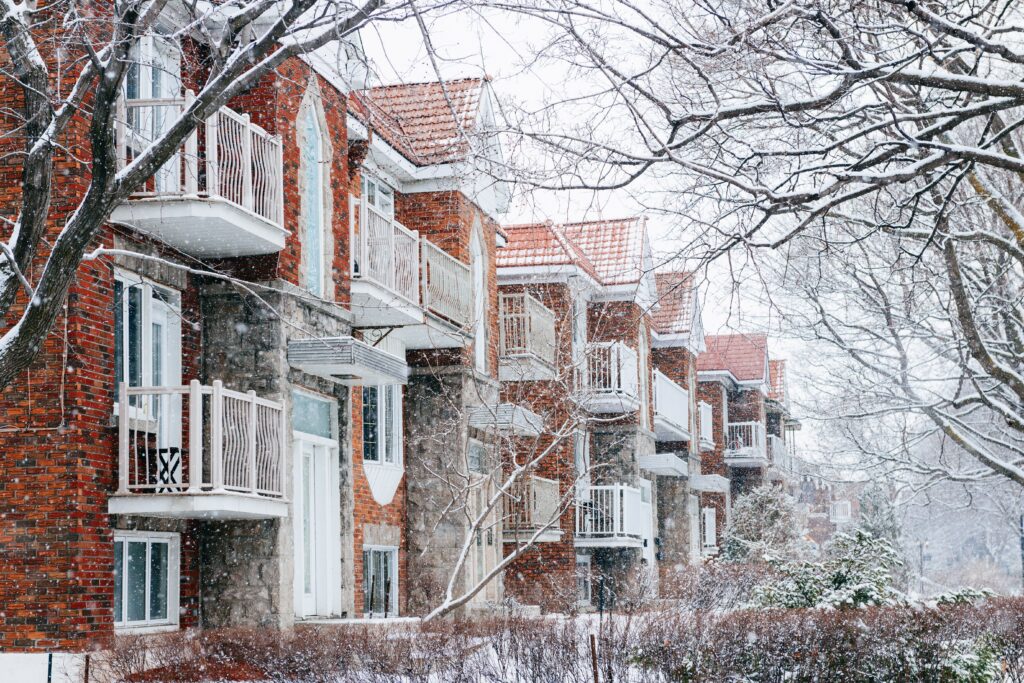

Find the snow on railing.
xmin=356 ymin=202 xmax=421 ymax=305
xmin=726 ymin=421 xmax=766 ymax=459
xmin=654 ymin=369 xmax=689 ymax=433
xmin=115 ymin=92 xmax=284 ymax=227
xmin=575 ymin=484 xmax=647 ymax=539
xmin=699 ymin=401 xmax=714 ymax=445
xmin=421 ymin=239 xmax=472 ymax=325
xmin=499 ymin=292 xmax=557 ymax=366
xmin=586 ymin=342 xmax=639 ymax=397
xmin=117 ymin=380 xmax=285 ymax=498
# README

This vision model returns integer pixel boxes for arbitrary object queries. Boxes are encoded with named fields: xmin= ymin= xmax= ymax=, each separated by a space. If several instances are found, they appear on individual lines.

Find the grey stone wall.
xmin=403 ymin=365 xmax=500 ymax=615
xmin=198 ymin=280 xmax=355 ymax=627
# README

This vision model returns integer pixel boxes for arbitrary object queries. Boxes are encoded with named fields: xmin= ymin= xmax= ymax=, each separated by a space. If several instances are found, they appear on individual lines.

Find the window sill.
xmin=115 ymin=622 xmax=180 ymax=635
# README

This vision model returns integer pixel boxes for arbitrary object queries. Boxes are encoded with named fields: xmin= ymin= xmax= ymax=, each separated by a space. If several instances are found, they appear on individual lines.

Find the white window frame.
xmin=362 ymin=545 xmax=399 ymax=618
xmin=362 ymin=174 xmax=395 ymax=220
xmin=573 ymin=430 xmax=591 ymax=499
xmin=124 ymin=35 xmax=182 ymax=194
xmin=576 ymin=554 xmax=592 ymax=606
xmin=113 ymin=530 xmax=180 ymax=632
xmin=114 ymin=270 xmax=182 ymax=418
xmin=298 ymin=95 xmax=331 ymax=297
xmin=701 ymin=506 xmax=718 ymax=549
xmin=467 ymin=438 xmax=487 ymax=473
xmin=362 ymin=385 xmax=403 ymax=467
xmin=830 ymin=500 xmax=852 ymax=523
xmin=470 ymin=222 xmax=488 ymax=374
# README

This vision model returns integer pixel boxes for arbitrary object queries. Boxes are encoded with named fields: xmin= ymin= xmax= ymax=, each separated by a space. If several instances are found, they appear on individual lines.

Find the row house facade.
xmin=0 ymin=15 xmax=529 ymax=651
xmin=495 ymin=219 xmax=728 ymax=608
xmin=695 ymin=335 xmax=797 ymax=551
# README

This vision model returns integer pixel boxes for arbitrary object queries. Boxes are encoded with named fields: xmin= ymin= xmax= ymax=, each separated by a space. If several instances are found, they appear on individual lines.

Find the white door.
xmin=293 ymin=433 xmax=339 ymax=618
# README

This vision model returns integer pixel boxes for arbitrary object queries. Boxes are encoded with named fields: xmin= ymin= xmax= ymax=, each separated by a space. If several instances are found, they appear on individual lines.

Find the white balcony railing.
xmin=356 ymin=202 xmax=421 ymax=305
xmin=507 ymin=475 xmax=561 ymax=532
xmin=725 ymin=421 xmax=767 ymax=461
xmin=653 ymin=369 xmax=689 ymax=439
xmin=583 ymin=342 xmax=639 ymax=412
xmin=767 ymin=434 xmax=785 ymax=464
xmin=575 ymin=484 xmax=649 ymax=544
xmin=499 ymin=293 xmax=557 ymax=366
xmin=421 ymin=239 xmax=473 ymax=326
xmin=116 ymin=380 xmax=285 ymax=499
xmin=116 ymin=92 xmax=284 ymax=228
xmin=699 ymin=401 xmax=714 ymax=447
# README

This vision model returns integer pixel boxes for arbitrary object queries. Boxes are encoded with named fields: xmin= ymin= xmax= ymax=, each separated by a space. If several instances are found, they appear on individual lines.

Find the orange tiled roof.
xmin=497 ymin=217 xmax=646 ymax=286
xmin=653 ymin=271 xmax=695 ymax=334
xmin=697 ymin=333 xmax=769 ymax=382
xmin=349 ymin=77 xmax=486 ymax=166
xmin=769 ymin=359 xmax=786 ymax=402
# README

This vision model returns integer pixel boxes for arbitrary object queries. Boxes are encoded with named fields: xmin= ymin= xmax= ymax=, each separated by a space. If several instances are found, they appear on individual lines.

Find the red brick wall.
xmin=498 ymin=282 xmax=580 ymax=611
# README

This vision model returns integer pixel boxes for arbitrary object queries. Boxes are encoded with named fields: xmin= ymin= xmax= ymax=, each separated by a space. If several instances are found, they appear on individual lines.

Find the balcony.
xmin=420 ymin=239 xmax=473 ymax=329
xmin=725 ymin=421 xmax=769 ymax=468
xmin=352 ymin=203 xmax=423 ymax=326
xmin=767 ymin=434 xmax=792 ymax=481
xmin=698 ymin=402 xmax=715 ymax=451
xmin=580 ymin=342 xmax=640 ymax=413
xmin=653 ymin=370 xmax=690 ymax=441
xmin=498 ymin=293 xmax=557 ymax=381
xmin=108 ymin=380 xmax=288 ymax=519
xmin=575 ymin=484 xmax=651 ymax=548
xmin=505 ymin=475 xmax=563 ymax=543
xmin=110 ymin=93 xmax=286 ymax=258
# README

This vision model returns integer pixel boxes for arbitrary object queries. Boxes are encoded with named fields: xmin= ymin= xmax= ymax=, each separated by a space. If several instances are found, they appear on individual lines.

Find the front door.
xmin=293 ymin=433 xmax=339 ymax=618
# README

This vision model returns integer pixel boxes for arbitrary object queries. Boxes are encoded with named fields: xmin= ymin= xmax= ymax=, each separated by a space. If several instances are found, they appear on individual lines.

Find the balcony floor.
xmin=110 ymin=197 xmax=287 ymax=258
xmin=574 ymin=534 xmax=644 ymax=549
xmin=725 ymin=451 xmax=770 ymax=468
xmin=108 ymin=492 xmax=289 ymax=520
xmin=350 ymin=280 xmax=424 ymax=328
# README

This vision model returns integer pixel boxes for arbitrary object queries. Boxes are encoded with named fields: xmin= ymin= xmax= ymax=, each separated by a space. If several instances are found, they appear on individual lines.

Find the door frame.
xmin=293 ymin=430 xmax=341 ymax=618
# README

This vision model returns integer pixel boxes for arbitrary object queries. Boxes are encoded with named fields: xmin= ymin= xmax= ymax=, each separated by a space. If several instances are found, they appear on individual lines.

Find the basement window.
xmin=363 ymin=547 xmax=398 ymax=617
xmin=114 ymin=531 xmax=180 ymax=631
xmin=362 ymin=385 xmax=402 ymax=465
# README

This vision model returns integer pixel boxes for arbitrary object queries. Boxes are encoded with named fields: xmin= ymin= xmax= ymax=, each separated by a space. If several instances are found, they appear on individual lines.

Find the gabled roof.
xmin=768 ymin=359 xmax=787 ymax=403
xmin=497 ymin=217 xmax=648 ymax=287
xmin=349 ymin=77 xmax=486 ymax=166
xmin=653 ymin=271 xmax=695 ymax=335
xmin=697 ymin=333 xmax=769 ymax=383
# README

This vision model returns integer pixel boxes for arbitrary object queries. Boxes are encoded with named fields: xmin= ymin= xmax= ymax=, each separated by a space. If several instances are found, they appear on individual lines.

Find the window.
xmin=470 ymin=222 xmax=487 ymax=373
xmin=830 ymin=501 xmax=852 ymax=523
xmin=114 ymin=532 xmax=180 ymax=630
xmin=362 ymin=174 xmax=394 ymax=219
xmin=638 ymin=325 xmax=650 ymax=428
xmin=362 ymin=386 xmax=401 ymax=465
xmin=299 ymin=101 xmax=329 ymax=296
xmin=573 ymin=430 xmax=591 ymax=497
xmin=576 ymin=555 xmax=592 ymax=606
xmin=467 ymin=439 xmax=486 ymax=473
xmin=701 ymin=507 xmax=718 ymax=549
xmin=362 ymin=547 xmax=397 ymax=617
xmin=114 ymin=273 xmax=181 ymax=409
xmin=124 ymin=35 xmax=182 ymax=193
xmin=571 ymin=295 xmax=588 ymax=388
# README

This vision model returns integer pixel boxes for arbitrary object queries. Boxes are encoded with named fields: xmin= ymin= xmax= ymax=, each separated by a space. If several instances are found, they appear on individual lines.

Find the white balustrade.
xmin=499 ymin=293 xmax=557 ymax=366
xmin=356 ymin=202 xmax=422 ymax=305
xmin=117 ymin=380 xmax=285 ymax=498
xmin=726 ymin=421 xmax=767 ymax=459
xmin=575 ymin=484 xmax=648 ymax=540
xmin=586 ymin=342 xmax=639 ymax=397
xmin=653 ymin=369 xmax=689 ymax=435
xmin=699 ymin=401 xmax=714 ymax=445
xmin=421 ymin=239 xmax=472 ymax=325
xmin=116 ymin=92 xmax=283 ymax=227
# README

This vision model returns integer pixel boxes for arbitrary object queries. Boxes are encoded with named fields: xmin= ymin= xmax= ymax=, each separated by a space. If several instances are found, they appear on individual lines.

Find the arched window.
xmin=299 ymin=99 xmax=328 ymax=296
xmin=470 ymin=220 xmax=487 ymax=373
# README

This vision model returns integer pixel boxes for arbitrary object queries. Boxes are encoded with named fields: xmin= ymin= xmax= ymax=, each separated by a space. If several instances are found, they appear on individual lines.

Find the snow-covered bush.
xmin=752 ymin=529 xmax=905 ymax=609
xmin=720 ymin=483 xmax=799 ymax=562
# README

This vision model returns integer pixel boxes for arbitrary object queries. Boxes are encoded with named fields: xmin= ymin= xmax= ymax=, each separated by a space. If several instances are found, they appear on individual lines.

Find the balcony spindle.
xmin=183 ymin=90 xmax=199 ymax=194
xmin=117 ymin=382 xmax=129 ymax=495
xmin=188 ymin=379 xmax=203 ymax=492
xmin=241 ymin=113 xmax=253 ymax=210
xmin=211 ymin=380 xmax=225 ymax=491
xmin=248 ymin=390 xmax=258 ymax=494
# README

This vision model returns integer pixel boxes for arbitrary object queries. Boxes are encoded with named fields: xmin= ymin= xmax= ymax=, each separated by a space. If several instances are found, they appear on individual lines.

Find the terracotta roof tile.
xmin=769 ymin=359 xmax=786 ymax=402
xmin=697 ymin=333 xmax=769 ymax=382
xmin=349 ymin=78 xmax=485 ymax=166
xmin=497 ymin=217 xmax=646 ymax=286
xmin=653 ymin=271 xmax=695 ymax=334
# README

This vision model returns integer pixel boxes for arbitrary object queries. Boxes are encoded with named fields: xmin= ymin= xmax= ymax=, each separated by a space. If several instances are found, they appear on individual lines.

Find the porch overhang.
xmin=468 ymin=403 xmax=545 ymax=437
xmin=108 ymin=493 xmax=288 ymax=520
xmin=690 ymin=474 xmax=730 ymax=493
xmin=288 ymin=335 xmax=409 ymax=385
xmin=638 ymin=453 xmax=689 ymax=477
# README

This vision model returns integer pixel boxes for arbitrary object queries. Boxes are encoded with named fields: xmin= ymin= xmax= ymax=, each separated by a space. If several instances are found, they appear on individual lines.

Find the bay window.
xmin=362 ymin=385 xmax=402 ymax=465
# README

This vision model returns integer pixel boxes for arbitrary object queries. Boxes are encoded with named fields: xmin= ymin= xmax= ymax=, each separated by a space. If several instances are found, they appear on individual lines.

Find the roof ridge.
xmin=361 ymin=76 xmax=486 ymax=92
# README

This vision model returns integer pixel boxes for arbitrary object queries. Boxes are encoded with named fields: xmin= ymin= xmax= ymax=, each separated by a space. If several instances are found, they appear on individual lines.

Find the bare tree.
xmin=0 ymin=0 xmax=460 ymax=388
xmin=493 ymin=0 xmax=1024 ymax=490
